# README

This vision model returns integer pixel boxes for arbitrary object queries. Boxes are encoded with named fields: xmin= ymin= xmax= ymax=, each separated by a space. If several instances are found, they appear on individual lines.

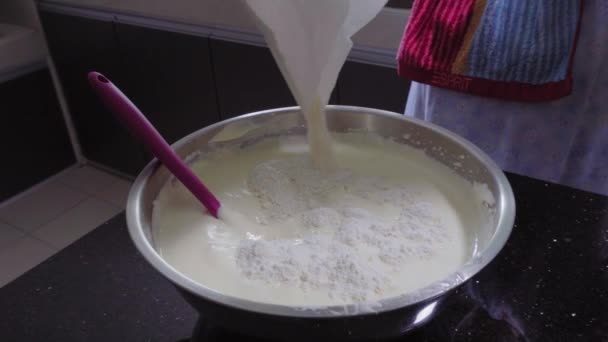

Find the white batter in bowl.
xmin=153 ymin=131 xmax=492 ymax=307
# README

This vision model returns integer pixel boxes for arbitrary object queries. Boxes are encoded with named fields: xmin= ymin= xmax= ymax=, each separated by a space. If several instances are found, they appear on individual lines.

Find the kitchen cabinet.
xmin=39 ymin=10 xmax=408 ymax=178
xmin=337 ymin=61 xmax=410 ymax=114
xmin=210 ymin=39 xmax=339 ymax=120
xmin=40 ymin=12 xmax=148 ymax=176
xmin=115 ymin=23 xmax=220 ymax=145
xmin=0 ymin=69 xmax=74 ymax=201
xmin=210 ymin=39 xmax=296 ymax=119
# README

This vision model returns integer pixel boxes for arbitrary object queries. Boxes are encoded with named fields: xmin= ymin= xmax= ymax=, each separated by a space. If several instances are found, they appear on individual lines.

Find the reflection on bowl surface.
xmin=127 ymin=106 xmax=515 ymax=340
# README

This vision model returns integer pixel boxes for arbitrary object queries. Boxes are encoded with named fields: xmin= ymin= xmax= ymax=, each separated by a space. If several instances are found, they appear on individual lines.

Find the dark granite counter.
xmin=1 ymin=173 xmax=607 ymax=341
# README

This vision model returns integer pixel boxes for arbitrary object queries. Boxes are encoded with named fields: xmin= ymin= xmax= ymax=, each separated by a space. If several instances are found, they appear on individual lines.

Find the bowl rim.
xmin=126 ymin=105 xmax=515 ymax=318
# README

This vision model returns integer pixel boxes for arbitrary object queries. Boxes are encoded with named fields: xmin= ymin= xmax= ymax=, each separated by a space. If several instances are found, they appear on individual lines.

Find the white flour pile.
xmin=154 ymin=134 xmax=477 ymax=307
xmin=236 ymin=156 xmax=449 ymax=303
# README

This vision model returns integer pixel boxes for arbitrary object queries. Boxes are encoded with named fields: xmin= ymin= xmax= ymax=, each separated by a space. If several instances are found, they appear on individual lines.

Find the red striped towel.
xmin=397 ymin=0 xmax=584 ymax=101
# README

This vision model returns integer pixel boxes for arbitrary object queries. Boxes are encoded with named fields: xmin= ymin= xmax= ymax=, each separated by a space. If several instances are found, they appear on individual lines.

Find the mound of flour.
xmin=237 ymin=157 xmax=449 ymax=303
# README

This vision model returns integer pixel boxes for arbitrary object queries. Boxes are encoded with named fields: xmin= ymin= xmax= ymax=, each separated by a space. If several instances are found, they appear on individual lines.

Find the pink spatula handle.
xmin=87 ymin=71 xmax=221 ymax=218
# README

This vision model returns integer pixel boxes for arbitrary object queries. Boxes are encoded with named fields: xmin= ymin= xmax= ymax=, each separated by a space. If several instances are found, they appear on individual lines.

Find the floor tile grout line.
xmin=13 ymin=198 xmax=122 ymax=253
xmin=69 ymin=167 xmax=131 ymax=210
xmin=85 ymin=160 xmax=137 ymax=182
xmin=27 ymin=198 xmax=123 ymax=249
xmin=0 ymin=234 xmax=58 ymax=269
xmin=1 ymin=166 xmax=125 ymax=241
xmin=0 ymin=217 xmax=20 ymax=230
xmin=0 ymin=166 xmax=127 ymax=287
xmin=0 ymin=190 xmax=91 ymax=234
xmin=0 ymin=220 xmax=28 ymax=245
xmin=23 ymin=233 xmax=60 ymax=252
xmin=0 ymin=164 xmax=79 ymax=210
xmin=54 ymin=168 xmax=123 ymax=197
xmin=87 ymin=193 xmax=126 ymax=212
xmin=57 ymin=179 xmax=121 ymax=199
xmin=25 ymin=194 xmax=91 ymax=235
xmin=86 ymin=177 xmax=131 ymax=206
xmin=0 ymin=235 xmax=59 ymax=289
xmin=0 ymin=197 xmax=122 ymax=272
xmin=54 ymin=170 xmax=127 ymax=211
xmin=0 ymin=227 xmax=27 ymax=256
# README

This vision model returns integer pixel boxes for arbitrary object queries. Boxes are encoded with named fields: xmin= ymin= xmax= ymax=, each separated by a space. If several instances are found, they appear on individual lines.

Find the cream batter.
xmin=153 ymin=133 xmax=487 ymax=307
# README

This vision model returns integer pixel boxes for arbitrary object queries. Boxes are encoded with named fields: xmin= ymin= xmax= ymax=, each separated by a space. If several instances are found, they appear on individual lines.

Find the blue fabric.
xmin=405 ymin=0 xmax=608 ymax=195
xmin=466 ymin=0 xmax=580 ymax=84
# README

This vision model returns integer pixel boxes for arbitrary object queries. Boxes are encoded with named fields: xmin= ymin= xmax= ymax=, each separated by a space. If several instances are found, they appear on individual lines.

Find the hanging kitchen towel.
xmin=397 ymin=0 xmax=585 ymax=101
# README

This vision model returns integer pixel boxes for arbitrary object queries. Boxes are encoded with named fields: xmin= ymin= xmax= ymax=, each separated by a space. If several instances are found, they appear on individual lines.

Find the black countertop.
xmin=1 ymin=173 xmax=607 ymax=341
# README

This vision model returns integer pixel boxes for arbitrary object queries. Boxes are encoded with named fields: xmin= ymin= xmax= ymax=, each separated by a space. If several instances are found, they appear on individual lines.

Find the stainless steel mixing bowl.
xmin=126 ymin=106 xmax=515 ymax=341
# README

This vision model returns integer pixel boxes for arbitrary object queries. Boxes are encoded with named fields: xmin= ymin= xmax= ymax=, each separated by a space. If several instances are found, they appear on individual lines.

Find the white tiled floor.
xmin=0 ymin=182 xmax=87 ymax=231
xmin=0 ymin=165 xmax=131 ymax=287
xmin=32 ymin=198 xmax=120 ymax=250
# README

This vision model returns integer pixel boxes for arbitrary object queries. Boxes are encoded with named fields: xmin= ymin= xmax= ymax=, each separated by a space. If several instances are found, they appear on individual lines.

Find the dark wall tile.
xmin=40 ymin=12 xmax=148 ymax=176
xmin=386 ymin=0 xmax=414 ymax=9
xmin=337 ymin=61 xmax=410 ymax=114
xmin=210 ymin=40 xmax=296 ymax=119
xmin=38 ymin=13 xmax=117 ymax=64
xmin=39 ymin=10 xmax=408 ymax=181
xmin=0 ymin=69 xmax=75 ymax=201
xmin=115 ymin=24 xmax=220 ymax=145
xmin=210 ymin=40 xmax=339 ymax=119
